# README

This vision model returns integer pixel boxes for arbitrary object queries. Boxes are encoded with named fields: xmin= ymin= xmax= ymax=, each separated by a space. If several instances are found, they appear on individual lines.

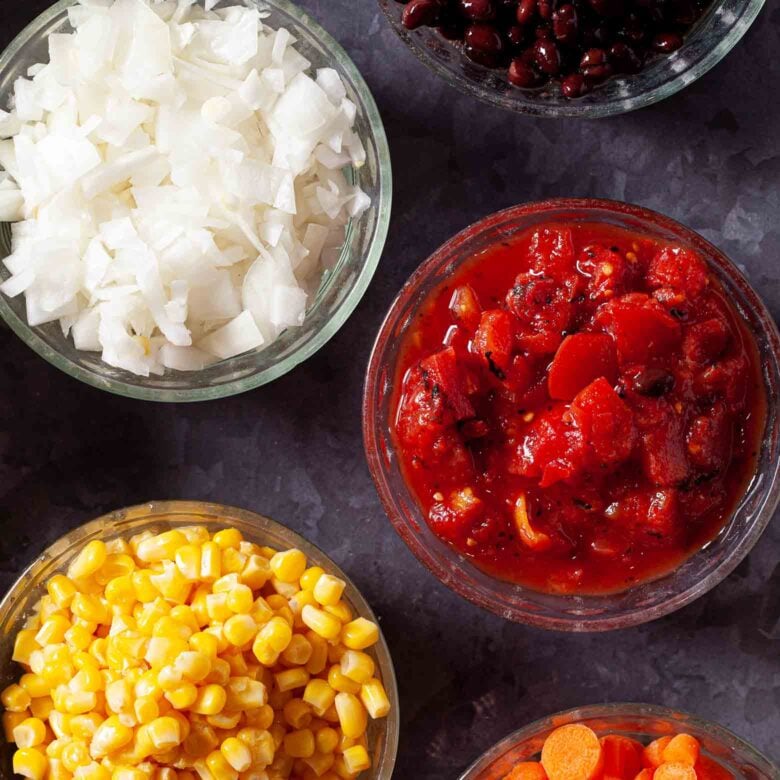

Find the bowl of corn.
xmin=0 ymin=501 xmax=399 ymax=779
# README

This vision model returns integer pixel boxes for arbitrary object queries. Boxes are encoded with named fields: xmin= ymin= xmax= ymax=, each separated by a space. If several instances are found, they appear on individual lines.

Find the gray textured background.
xmin=1 ymin=1 xmax=779 ymax=777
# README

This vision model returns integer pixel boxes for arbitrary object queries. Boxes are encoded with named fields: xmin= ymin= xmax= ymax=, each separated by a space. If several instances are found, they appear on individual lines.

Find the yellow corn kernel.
xmin=134 ymin=696 xmax=159 ymax=725
xmin=71 ymin=594 xmax=109 ymax=625
xmin=206 ymin=750 xmax=239 ymax=780
xmin=134 ymin=675 xmax=161 ymax=704
xmin=164 ymin=683 xmax=198 ymax=710
xmin=239 ymin=555 xmax=272 ymax=590
xmin=205 ymin=593 xmax=231 ymax=624
xmin=220 ymin=737 xmax=251 ymax=772
xmin=328 ymin=643 xmax=347 ymax=665
xmin=334 ymin=693 xmax=367 ymax=739
xmin=65 ymin=623 xmax=94 ymax=652
xmin=149 ymin=563 xmax=190 ymax=604
xmin=29 ymin=696 xmax=54 ymax=722
xmin=315 ymin=726 xmax=339 ymax=755
xmin=312 ymin=575 xmax=346 ymax=608
xmin=70 ymin=664 xmax=103 ymax=693
xmin=327 ymin=666 xmax=361 ymax=696
xmin=250 ymin=597 xmax=274 ymax=627
xmin=264 ymin=595 xmax=287 ymax=612
xmin=325 ymin=602 xmax=353 ymax=625
xmin=105 ymin=679 xmax=133 ymax=715
xmin=111 ymin=769 xmax=148 ymax=780
xmin=223 ymin=615 xmax=257 ymax=648
xmin=19 ymin=673 xmax=51 ymax=699
xmin=221 ymin=548 xmax=247 ymax=576
xmin=252 ymin=617 xmax=292 ymax=666
xmin=360 ymin=677 xmax=391 ymax=719
xmin=283 ymin=728 xmax=315 ymax=759
xmin=174 ymin=545 xmax=201 ymax=581
xmin=189 ymin=631 xmax=218 ymax=659
xmin=130 ymin=571 xmax=159 ymax=603
xmin=69 ymin=541 xmax=108 ymax=581
xmin=339 ymin=651 xmax=375 ymax=685
xmin=156 ymin=666 xmax=183 ymax=692
xmin=283 ymin=698 xmax=312 ymax=730
xmin=70 ymin=712 xmax=103 ymax=740
xmin=95 ymin=553 xmax=136 ymax=584
xmin=12 ymin=717 xmax=46 ymax=748
xmin=224 ymin=650 xmax=249 ymax=677
xmin=48 ymin=711 xmax=71 ymax=740
xmin=61 ymin=740 xmax=91 ymax=772
xmin=75 ymin=762 xmax=111 ymax=780
xmin=213 ymin=528 xmax=243 ymax=550
xmin=301 ymin=606 xmax=341 ymax=641
xmin=180 ymin=525 xmax=211 ymax=546
xmin=281 ymin=634 xmax=312 ymax=667
xmin=274 ymin=668 xmax=310 ymax=693
xmin=183 ymin=720 xmax=219 ymax=759
xmin=303 ymin=679 xmax=336 ymax=717
xmin=200 ymin=542 xmax=222 ymax=582
xmin=145 ymin=637 xmax=187 ymax=669
xmin=152 ymin=616 xmax=192 ymax=642
xmin=90 ymin=716 xmax=134 ymax=758
xmin=63 ymin=691 xmax=97 ymax=715
xmin=191 ymin=684 xmax=226 ymax=716
xmin=225 ymin=677 xmax=267 ymax=711
xmin=290 ymin=589 xmax=317 ymax=618
xmin=206 ymin=711 xmax=241 ymax=731
xmin=13 ymin=747 xmax=48 ymax=779
xmin=341 ymin=618 xmax=379 ymax=651
xmin=244 ymin=705 xmax=274 ymax=731
xmin=2 ymin=683 xmax=32 ymax=712
xmin=270 ymin=578 xmax=298 ymax=601
xmin=204 ymin=658 xmax=230 ymax=686
xmin=46 ymin=758 xmax=71 ymax=780
xmin=305 ymin=632 xmax=328 ymax=676
xmin=35 ymin=614 xmax=71 ymax=646
xmin=147 ymin=716 xmax=182 ymax=751
xmin=298 ymin=567 xmax=324 ymax=592
xmin=226 ymin=585 xmax=253 ymax=615
xmin=269 ymin=550 xmax=306 ymax=583
xmin=342 ymin=744 xmax=370 ymax=774
xmin=169 ymin=605 xmax=200 ymax=634
xmin=303 ymin=751 xmax=336 ymax=776
xmin=48 ymin=576 xmax=78 ymax=610
xmin=136 ymin=531 xmax=187 ymax=564
xmin=190 ymin=589 xmax=211 ymax=631
xmin=173 ymin=651 xmax=211 ymax=684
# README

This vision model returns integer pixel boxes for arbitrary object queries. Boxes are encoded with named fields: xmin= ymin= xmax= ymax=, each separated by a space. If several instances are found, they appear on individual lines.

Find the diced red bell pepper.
xmin=448 ymin=284 xmax=481 ymax=331
xmin=647 ymin=245 xmax=709 ymax=299
xmin=683 ymin=317 xmax=730 ymax=365
xmin=506 ymin=274 xmax=572 ymax=356
xmin=568 ymin=377 xmax=637 ymax=468
xmin=686 ymin=402 xmax=733 ymax=473
xmin=420 ymin=346 xmax=475 ymax=421
xmin=596 ymin=293 xmax=681 ymax=365
xmin=527 ymin=226 xmax=576 ymax=279
xmin=548 ymin=332 xmax=618 ymax=401
xmin=472 ymin=309 xmax=515 ymax=375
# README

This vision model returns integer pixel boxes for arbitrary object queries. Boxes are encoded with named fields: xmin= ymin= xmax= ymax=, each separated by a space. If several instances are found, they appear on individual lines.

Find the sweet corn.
xmin=342 ymin=745 xmax=371 ymax=774
xmin=13 ymin=747 xmax=48 ymax=779
xmin=269 ymin=549 xmax=306 ymax=583
xmin=360 ymin=678 xmax=391 ymax=719
xmin=301 ymin=606 xmax=341 ymax=641
xmin=4 ymin=526 xmax=391 ymax=779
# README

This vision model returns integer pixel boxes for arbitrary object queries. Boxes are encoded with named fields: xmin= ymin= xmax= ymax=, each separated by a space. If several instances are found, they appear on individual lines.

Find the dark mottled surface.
xmin=1 ymin=1 xmax=779 ymax=777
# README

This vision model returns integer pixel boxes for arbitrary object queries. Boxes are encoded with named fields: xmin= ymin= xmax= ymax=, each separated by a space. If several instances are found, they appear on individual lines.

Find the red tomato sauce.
xmin=393 ymin=221 xmax=765 ymax=594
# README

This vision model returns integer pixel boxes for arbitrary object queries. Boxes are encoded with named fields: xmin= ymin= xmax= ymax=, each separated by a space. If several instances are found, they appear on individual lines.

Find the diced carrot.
xmin=694 ymin=755 xmax=735 ymax=780
xmin=652 ymin=762 xmax=697 ymax=780
xmin=600 ymin=734 xmax=643 ymax=779
xmin=643 ymin=737 xmax=673 ymax=768
xmin=541 ymin=724 xmax=604 ymax=780
xmin=634 ymin=770 xmax=654 ymax=780
xmin=661 ymin=734 xmax=700 ymax=767
xmin=504 ymin=761 xmax=548 ymax=780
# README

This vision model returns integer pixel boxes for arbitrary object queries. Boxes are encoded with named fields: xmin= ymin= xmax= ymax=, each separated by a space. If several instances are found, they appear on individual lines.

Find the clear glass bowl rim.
xmin=363 ymin=196 xmax=780 ymax=631
xmin=377 ymin=0 xmax=766 ymax=118
xmin=457 ymin=703 xmax=779 ymax=779
xmin=0 ymin=0 xmax=392 ymax=402
xmin=0 ymin=500 xmax=400 ymax=779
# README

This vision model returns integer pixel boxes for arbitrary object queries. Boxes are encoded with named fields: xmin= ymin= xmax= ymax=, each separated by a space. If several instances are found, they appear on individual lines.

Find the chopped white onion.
xmin=0 ymin=0 xmax=370 ymax=376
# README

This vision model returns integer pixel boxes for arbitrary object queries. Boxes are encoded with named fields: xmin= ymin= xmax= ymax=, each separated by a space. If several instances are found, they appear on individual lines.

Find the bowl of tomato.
xmin=458 ymin=703 xmax=778 ymax=779
xmin=363 ymin=198 xmax=780 ymax=630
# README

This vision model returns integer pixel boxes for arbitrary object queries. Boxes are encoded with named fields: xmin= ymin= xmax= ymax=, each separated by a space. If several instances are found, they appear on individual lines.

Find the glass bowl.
xmin=363 ymin=198 xmax=780 ymax=631
xmin=458 ymin=704 xmax=778 ymax=779
xmin=0 ymin=0 xmax=392 ymax=402
xmin=0 ymin=500 xmax=399 ymax=778
xmin=378 ymin=0 xmax=765 ymax=117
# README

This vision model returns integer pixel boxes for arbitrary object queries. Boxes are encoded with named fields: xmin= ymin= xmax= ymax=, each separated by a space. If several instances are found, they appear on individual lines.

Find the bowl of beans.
xmin=0 ymin=501 xmax=399 ymax=779
xmin=458 ymin=703 xmax=778 ymax=779
xmin=379 ymin=0 xmax=765 ymax=116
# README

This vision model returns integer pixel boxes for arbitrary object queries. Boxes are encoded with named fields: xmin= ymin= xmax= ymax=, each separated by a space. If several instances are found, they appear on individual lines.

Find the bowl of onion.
xmin=0 ymin=0 xmax=391 ymax=401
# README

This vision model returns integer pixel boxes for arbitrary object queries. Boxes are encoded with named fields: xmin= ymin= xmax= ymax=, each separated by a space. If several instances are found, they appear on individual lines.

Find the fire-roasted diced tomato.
xmin=577 ymin=244 xmax=628 ymax=302
xmin=633 ymin=398 xmax=689 ymax=487
xmin=612 ymin=489 xmax=680 ymax=544
xmin=595 ymin=293 xmax=681 ymax=365
xmin=647 ymin=245 xmax=709 ymax=300
xmin=419 ymin=347 xmax=474 ymax=420
xmin=448 ymin=284 xmax=481 ymax=331
xmin=548 ymin=333 xmax=618 ymax=401
xmin=686 ymin=403 xmax=733 ymax=473
xmin=568 ymin=377 xmax=637 ymax=468
xmin=472 ymin=309 xmax=515 ymax=374
xmin=527 ymin=226 xmax=575 ymax=279
xmin=506 ymin=274 xmax=572 ymax=355
xmin=683 ymin=317 xmax=730 ymax=365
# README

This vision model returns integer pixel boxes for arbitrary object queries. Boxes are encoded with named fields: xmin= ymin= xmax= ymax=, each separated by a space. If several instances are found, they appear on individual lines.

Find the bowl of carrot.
xmin=458 ymin=704 xmax=777 ymax=780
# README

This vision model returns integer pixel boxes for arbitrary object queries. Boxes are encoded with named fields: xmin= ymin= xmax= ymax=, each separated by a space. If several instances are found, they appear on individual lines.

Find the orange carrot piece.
xmin=643 ymin=737 xmax=673 ymax=768
xmin=653 ymin=762 xmax=697 ymax=780
xmin=541 ymin=724 xmax=604 ymax=780
xmin=504 ymin=762 xmax=549 ymax=780
xmin=694 ymin=755 xmax=735 ymax=780
xmin=634 ymin=771 xmax=654 ymax=780
xmin=601 ymin=735 xmax=643 ymax=779
xmin=661 ymin=734 xmax=700 ymax=767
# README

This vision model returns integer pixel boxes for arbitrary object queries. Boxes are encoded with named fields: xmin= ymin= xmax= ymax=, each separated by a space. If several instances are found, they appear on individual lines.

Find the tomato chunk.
xmin=686 ymin=403 xmax=732 ymax=473
xmin=568 ymin=377 xmax=637 ymax=468
xmin=472 ymin=309 xmax=515 ymax=374
xmin=578 ymin=245 xmax=628 ymax=302
xmin=637 ymin=401 xmax=689 ymax=487
xmin=548 ymin=333 xmax=618 ymax=401
xmin=647 ymin=245 xmax=709 ymax=299
xmin=449 ymin=284 xmax=481 ymax=330
xmin=506 ymin=274 xmax=572 ymax=356
xmin=420 ymin=347 xmax=474 ymax=421
xmin=527 ymin=226 xmax=575 ymax=279
xmin=683 ymin=317 xmax=730 ymax=365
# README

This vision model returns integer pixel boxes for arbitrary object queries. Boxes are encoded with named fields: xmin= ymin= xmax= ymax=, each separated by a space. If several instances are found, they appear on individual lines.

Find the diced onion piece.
xmin=197 ymin=311 xmax=265 ymax=360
